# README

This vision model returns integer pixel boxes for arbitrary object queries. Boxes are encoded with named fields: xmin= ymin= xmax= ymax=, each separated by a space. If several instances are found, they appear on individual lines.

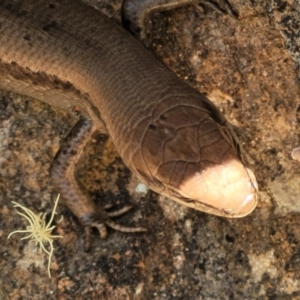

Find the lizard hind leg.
xmin=122 ymin=0 xmax=238 ymax=43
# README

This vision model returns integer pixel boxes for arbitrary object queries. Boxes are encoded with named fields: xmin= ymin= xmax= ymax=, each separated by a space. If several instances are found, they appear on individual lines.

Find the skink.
xmin=0 ymin=0 xmax=258 ymax=240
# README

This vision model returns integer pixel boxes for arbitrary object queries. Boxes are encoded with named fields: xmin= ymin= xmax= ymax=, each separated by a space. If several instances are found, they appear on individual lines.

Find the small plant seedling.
xmin=8 ymin=194 xmax=63 ymax=277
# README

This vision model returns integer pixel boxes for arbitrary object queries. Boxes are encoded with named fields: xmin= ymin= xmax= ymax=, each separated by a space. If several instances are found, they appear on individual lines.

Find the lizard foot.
xmin=84 ymin=205 xmax=147 ymax=251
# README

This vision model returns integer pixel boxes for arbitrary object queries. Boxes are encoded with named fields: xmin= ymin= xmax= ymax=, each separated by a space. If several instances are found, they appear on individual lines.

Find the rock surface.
xmin=0 ymin=0 xmax=300 ymax=299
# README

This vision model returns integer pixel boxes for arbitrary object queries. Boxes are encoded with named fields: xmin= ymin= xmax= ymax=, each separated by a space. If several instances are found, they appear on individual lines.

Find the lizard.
xmin=0 ymin=0 xmax=258 ymax=248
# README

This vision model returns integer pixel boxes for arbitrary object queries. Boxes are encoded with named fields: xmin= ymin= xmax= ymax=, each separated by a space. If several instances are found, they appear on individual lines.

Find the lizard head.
xmin=130 ymin=103 xmax=258 ymax=218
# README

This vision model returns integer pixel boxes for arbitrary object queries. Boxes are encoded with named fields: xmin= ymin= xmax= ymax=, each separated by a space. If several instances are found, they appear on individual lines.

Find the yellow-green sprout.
xmin=8 ymin=194 xmax=63 ymax=277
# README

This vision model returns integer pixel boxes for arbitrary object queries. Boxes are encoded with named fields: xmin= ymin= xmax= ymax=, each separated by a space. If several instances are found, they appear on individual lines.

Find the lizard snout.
xmin=178 ymin=160 xmax=258 ymax=218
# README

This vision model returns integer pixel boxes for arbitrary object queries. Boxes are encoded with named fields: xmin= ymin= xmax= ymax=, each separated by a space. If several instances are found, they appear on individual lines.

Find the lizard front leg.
xmin=50 ymin=116 xmax=146 ymax=251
